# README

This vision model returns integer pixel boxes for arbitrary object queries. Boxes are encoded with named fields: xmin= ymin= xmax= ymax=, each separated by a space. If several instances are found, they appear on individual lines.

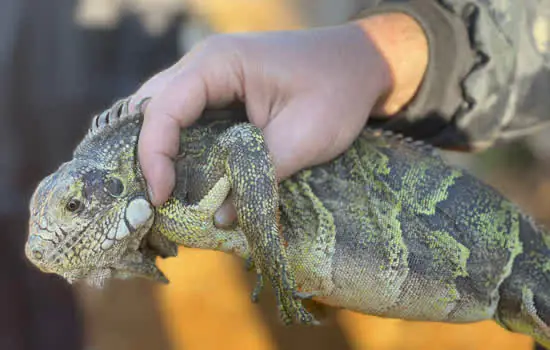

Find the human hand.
xmin=133 ymin=13 xmax=428 ymax=226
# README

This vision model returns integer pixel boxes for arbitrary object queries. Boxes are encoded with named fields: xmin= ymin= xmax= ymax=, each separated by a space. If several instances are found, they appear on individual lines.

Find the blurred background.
xmin=0 ymin=0 xmax=547 ymax=349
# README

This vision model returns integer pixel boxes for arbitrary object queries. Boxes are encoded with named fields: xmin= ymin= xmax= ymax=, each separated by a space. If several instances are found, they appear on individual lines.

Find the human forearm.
xmin=355 ymin=12 xmax=429 ymax=116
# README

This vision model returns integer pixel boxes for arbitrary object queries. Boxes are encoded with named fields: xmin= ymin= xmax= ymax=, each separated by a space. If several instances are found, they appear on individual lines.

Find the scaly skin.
xmin=25 ymin=98 xmax=315 ymax=325
xmin=25 ymin=98 xmax=550 ymax=347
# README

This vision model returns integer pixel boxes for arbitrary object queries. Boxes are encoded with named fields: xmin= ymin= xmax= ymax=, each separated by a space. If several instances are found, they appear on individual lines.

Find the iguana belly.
xmin=317 ymin=239 xmax=499 ymax=322
xmin=284 ymin=221 xmax=502 ymax=323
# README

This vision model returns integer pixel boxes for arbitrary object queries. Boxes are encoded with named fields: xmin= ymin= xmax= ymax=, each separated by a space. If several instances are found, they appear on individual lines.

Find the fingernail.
xmin=147 ymin=184 xmax=155 ymax=203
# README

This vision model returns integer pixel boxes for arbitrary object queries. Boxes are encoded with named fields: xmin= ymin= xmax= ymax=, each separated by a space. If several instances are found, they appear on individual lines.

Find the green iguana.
xmin=25 ymin=97 xmax=550 ymax=348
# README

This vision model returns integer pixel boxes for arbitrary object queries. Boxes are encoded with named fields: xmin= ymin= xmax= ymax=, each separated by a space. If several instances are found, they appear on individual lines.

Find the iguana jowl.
xmin=25 ymin=97 xmax=550 ymax=347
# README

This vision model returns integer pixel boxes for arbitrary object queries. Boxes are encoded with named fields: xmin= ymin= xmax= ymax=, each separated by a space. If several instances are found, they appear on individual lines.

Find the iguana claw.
xmin=293 ymin=291 xmax=319 ymax=300
xmin=244 ymin=256 xmax=255 ymax=272
xmin=264 ymin=258 xmax=319 ymax=326
xmin=249 ymin=265 xmax=318 ymax=325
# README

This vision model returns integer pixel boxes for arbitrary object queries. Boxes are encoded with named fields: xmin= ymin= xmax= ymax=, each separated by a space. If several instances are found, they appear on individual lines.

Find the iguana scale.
xmin=25 ymin=97 xmax=550 ymax=348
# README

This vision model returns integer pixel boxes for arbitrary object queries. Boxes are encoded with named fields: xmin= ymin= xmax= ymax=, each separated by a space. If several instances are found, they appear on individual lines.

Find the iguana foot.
xmin=253 ymin=262 xmax=319 ymax=325
xmin=250 ymin=270 xmax=318 ymax=303
xmin=247 ymin=256 xmax=318 ymax=325
xmin=273 ymin=278 xmax=319 ymax=325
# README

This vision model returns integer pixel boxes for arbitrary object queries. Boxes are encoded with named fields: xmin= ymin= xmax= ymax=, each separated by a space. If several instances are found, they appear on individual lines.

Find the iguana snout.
xmin=25 ymin=230 xmax=56 ymax=273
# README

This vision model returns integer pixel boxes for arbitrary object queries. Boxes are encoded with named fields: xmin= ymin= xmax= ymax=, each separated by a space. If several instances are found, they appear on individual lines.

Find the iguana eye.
xmin=106 ymin=178 xmax=124 ymax=197
xmin=66 ymin=199 xmax=82 ymax=212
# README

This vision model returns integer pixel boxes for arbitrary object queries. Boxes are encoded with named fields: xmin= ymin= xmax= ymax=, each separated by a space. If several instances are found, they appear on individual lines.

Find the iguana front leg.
xmin=203 ymin=124 xmax=317 ymax=325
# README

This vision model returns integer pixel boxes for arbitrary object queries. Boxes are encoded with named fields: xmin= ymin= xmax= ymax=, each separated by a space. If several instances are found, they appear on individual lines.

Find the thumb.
xmin=138 ymin=38 xmax=246 ymax=206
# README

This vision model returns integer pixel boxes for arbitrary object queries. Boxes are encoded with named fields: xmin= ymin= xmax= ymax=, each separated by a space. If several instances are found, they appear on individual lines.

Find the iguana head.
xmin=495 ymin=218 xmax=550 ymax=349
xmin=25 ymin=98 xmax=165 ymax=287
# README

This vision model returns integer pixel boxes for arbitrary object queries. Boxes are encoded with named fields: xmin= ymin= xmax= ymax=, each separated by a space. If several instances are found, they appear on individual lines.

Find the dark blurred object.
xmin=0 ymin=0 xmax=183 ymax=349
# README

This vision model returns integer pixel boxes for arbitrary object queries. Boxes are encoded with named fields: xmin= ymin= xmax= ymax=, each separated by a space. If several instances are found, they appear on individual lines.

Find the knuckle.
xmin=196 ymin=33 xmax=248 ymax=60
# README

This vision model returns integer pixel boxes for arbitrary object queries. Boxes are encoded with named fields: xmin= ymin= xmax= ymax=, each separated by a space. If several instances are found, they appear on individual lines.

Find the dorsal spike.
xmin=365 ymin=127 xmax=438 ymax=157
xmin=88 ymin=97 xmax=134 ymax=136
xmin=74 ymin=96 xmax=149 ymax=160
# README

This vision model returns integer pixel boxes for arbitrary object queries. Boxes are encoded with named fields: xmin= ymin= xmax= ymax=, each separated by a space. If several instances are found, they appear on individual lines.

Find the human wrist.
xmin=354 ymin=12 xmax=428 ymax=116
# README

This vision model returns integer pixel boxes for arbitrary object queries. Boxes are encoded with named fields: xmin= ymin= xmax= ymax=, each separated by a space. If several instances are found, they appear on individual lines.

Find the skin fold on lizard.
xmin=24 ymin=97 xmax=550 ymax=347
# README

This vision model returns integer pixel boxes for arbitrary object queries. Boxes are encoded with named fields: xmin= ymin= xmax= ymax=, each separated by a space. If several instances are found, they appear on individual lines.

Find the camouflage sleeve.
xmin=355 ymin=0 xmax=550 ymax=152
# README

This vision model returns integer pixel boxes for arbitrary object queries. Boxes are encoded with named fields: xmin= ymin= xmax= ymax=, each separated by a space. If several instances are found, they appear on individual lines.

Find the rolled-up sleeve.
xmin=355 ymin=0 xmax=550 ymax=151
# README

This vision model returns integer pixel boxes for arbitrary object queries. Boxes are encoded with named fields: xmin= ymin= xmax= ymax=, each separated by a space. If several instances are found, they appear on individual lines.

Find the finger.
xmin=134 ymin=67 xmax=208 ymax=205
xmin=138 ymin=46 xmax=245 ymax=205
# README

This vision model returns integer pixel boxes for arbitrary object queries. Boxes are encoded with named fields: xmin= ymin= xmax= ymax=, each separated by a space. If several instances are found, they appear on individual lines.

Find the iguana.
xmin=25 ymin=97 xmax=550 ymax=348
